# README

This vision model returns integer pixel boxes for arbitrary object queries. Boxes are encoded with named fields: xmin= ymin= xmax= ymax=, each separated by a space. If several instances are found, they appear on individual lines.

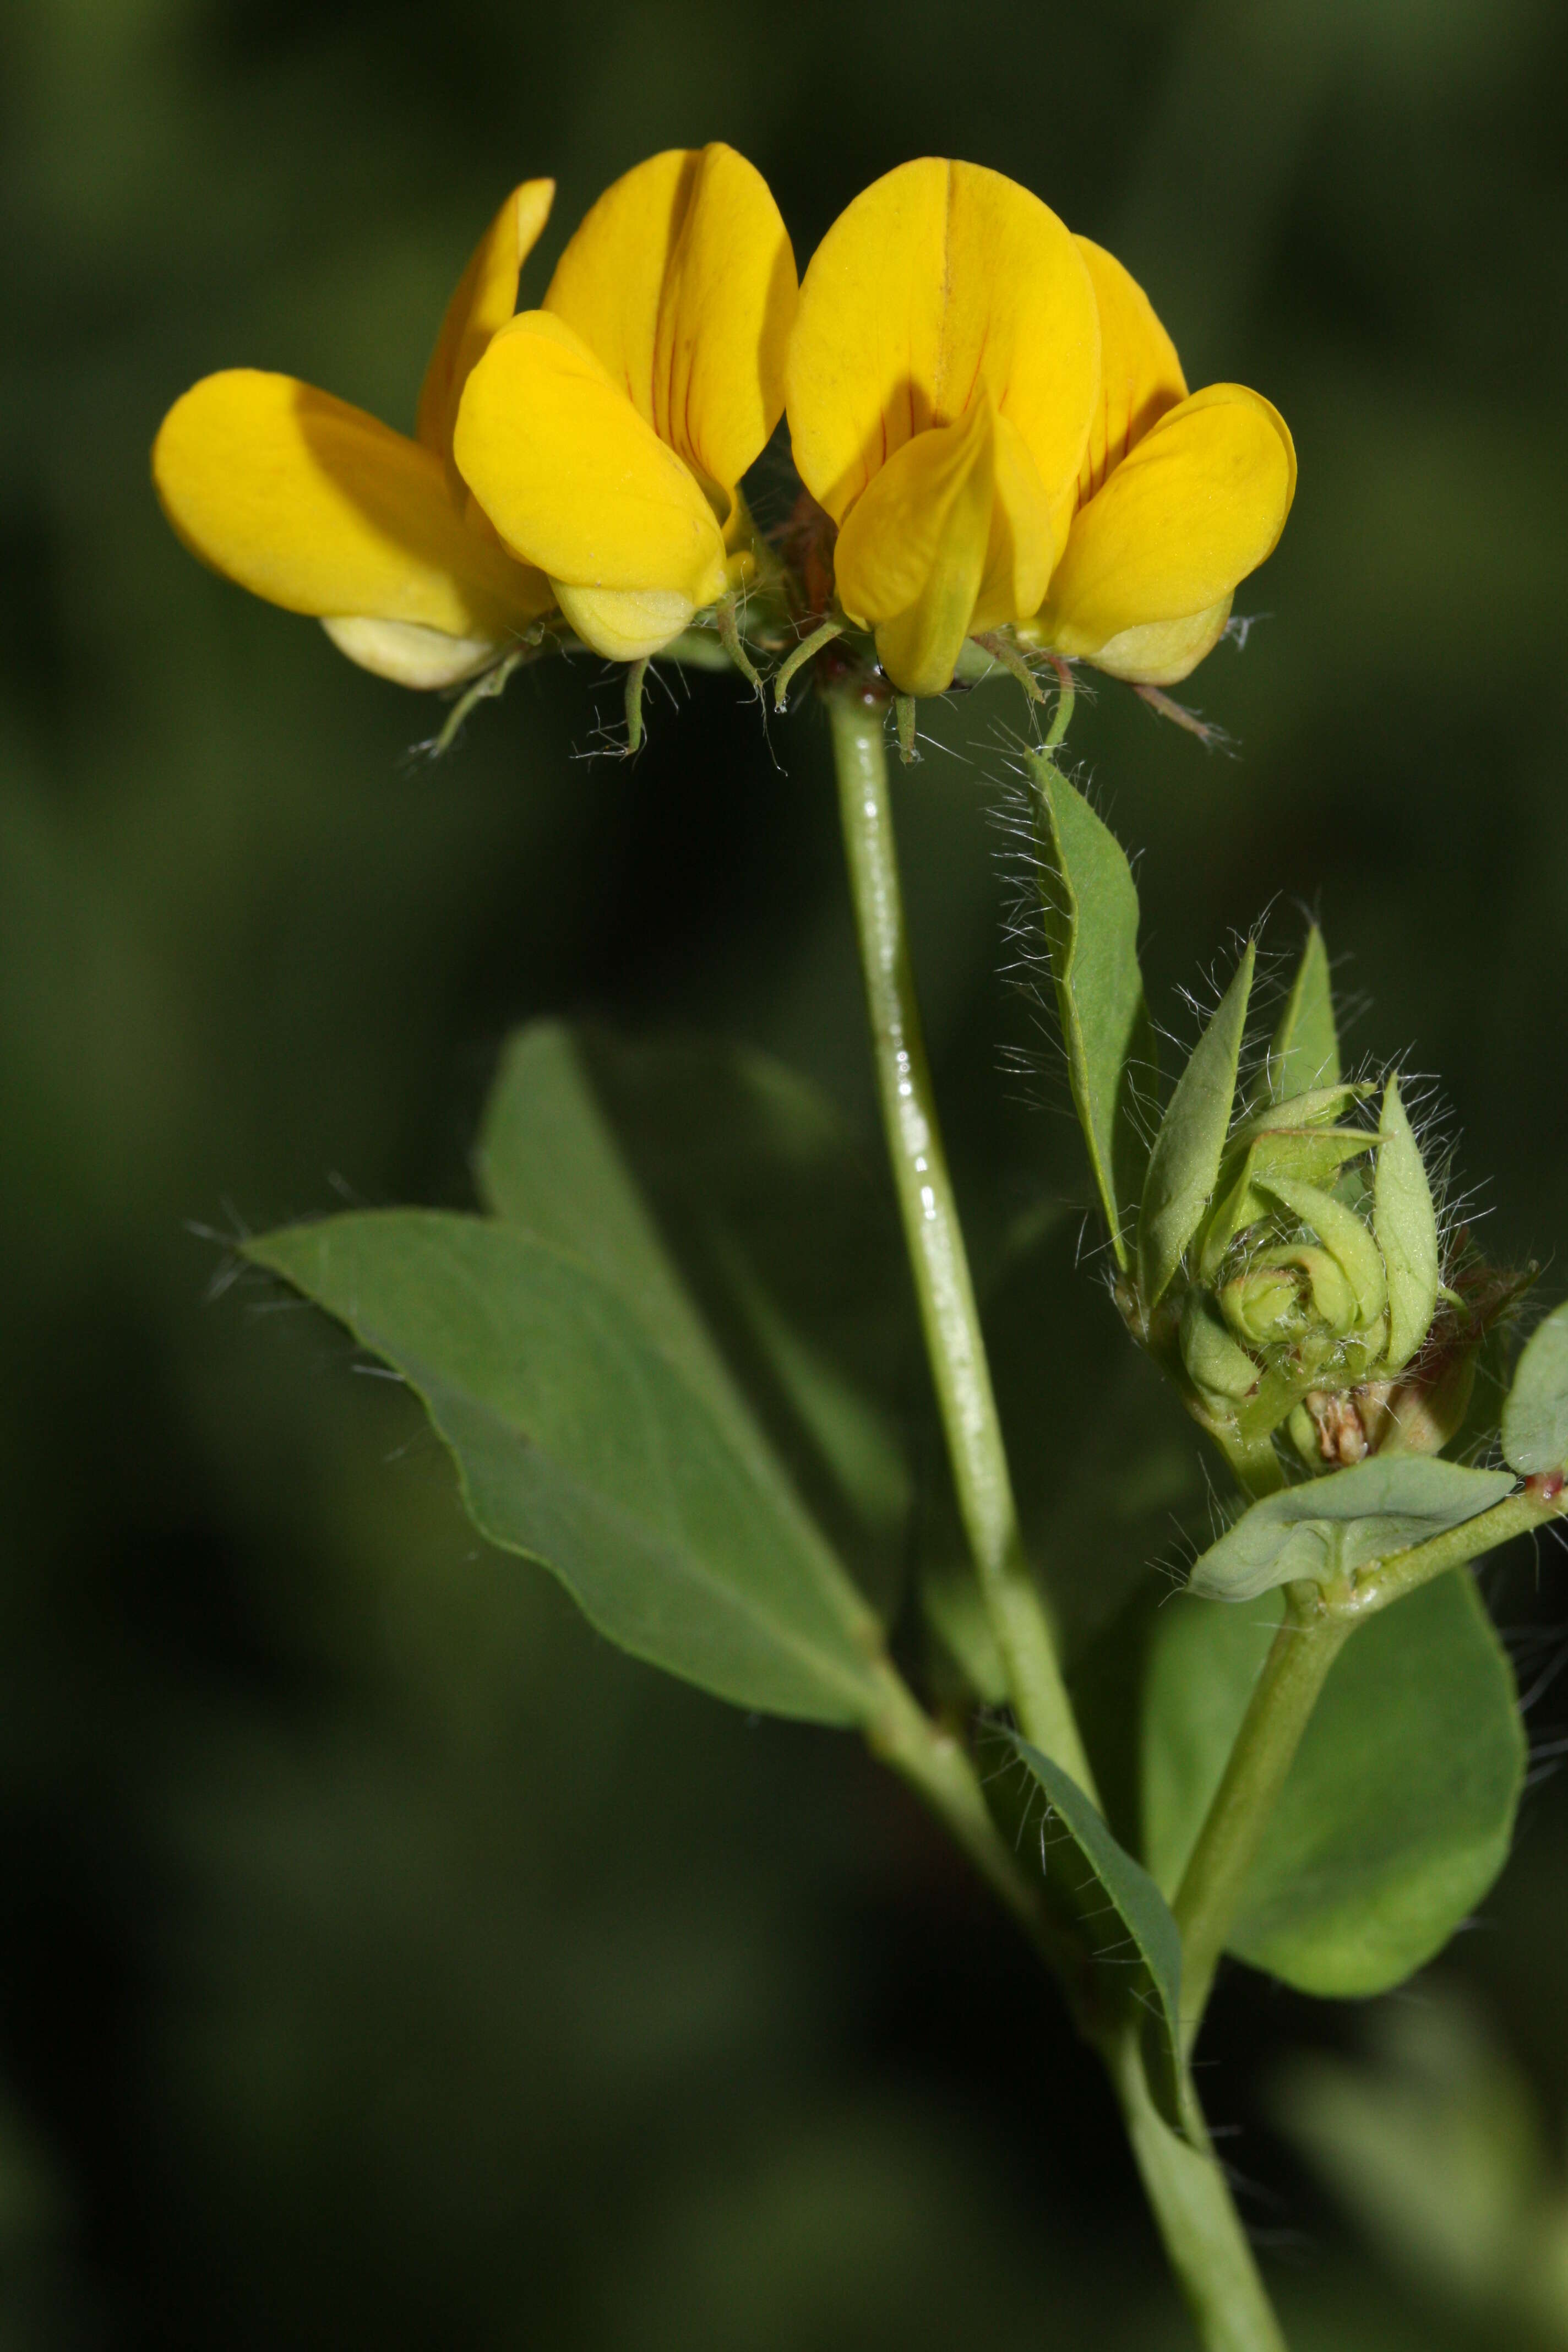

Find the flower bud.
xmin=1139 ymin=960 xmax=1452 ymax=1478
xmin=1219 ymin=1262 xmax=1304 ymax=1348
xmin=1180 ymin=1292 xmax=1261 ymax=1405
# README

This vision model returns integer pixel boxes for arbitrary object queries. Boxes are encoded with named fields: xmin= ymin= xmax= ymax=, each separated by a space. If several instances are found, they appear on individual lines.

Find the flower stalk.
xmin=1173 ymin=1474 xmax=1568 ymax=2048
xmin=827 ymin=683 xmax=1097 ymax=1796
xmin=1172 ymin=1591 xmax=1351 ymax=2045
xmin=1107 ymin=2026 xmax=1291 ymax=2352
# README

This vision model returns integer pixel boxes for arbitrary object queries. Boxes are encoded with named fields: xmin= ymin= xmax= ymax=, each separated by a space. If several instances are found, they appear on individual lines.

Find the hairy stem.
xmin=1107 ymin=2027 xmax=1290 ymax=2352
xmin=1174 ymin=1476 xmax=1568 ymax=2044
xmin=827 ymin=685 xmax=1096 ymax=1794
xmin=865 ymin=1663 xmax=1083 ymax=1978
xmin=869 ymin=1663 xmax=1292 ymax=2350
xmin=1324 ymin=1477 xmax=1568 ymax=1621
xmin=1173 ymin=1590 xmax=1350 ymax=2043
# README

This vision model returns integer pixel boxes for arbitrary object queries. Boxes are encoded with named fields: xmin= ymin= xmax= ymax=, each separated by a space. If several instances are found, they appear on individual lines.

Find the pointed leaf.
xmin=1229 ymin=1083 xmax=1369 ymax=1147
xmin=1143 ymin=1570 xmax=1523 ymax=1995
xmin=476 ymin=1023 xmax=913 ymax=1623
xmin=1375 ymin=1075 xmax=1440 ymax=1375
xmin=1139 ymin=943 xmax=1255 ymax=1308
xmin=1029 ymin=755 xmax=1154 ymax=1268
xmin=1261 ymin=924 xmax=1340 ymax=1103
xmin=1201 ymin=1117 xmax=1378 ymax=1276
xmin=247 ymin=1212 xmax=889 ymax=1725
xmin=1007 ymin=1734 xmax=1184 ymax=2116
xmin=1188 ymin=1454 xmax=1515 ymax=1601
xmin=1502 ymin=1297 xmax=1568 ymax=1476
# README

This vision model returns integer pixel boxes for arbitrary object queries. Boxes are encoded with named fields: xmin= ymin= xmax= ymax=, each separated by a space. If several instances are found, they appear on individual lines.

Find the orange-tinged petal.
xmin=543 ymin=143 xmax=795 ymax=500
xmin=153 ymin=368 xmax=547 ymax=643
xmin=416 ymin=179 xmax=555 ymax=464
xmin=786 ymin=159 xmax=1099 ymax=544
xmin=454 ymin=310 xmax=729 ymax=613
xmin=834 ymin=396 xmax=995 ymax=698
xmin=1072 ymin=237 xmax=1187 ymax=507
xmin=1039 ymin=383 xmax=1295 ymax=663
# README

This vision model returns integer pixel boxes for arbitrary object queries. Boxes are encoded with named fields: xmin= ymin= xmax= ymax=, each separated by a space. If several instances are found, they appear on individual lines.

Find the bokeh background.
xmin=4 ymin=0 xmax=1568 ymax=2343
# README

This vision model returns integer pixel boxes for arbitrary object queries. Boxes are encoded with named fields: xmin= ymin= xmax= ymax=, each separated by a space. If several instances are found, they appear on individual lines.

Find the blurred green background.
xmin=4 ymin=0 xmax=1568 ymax=2342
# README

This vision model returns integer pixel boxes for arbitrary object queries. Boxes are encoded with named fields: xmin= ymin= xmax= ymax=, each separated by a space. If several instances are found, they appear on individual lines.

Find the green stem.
xmin=869 ymin=1668 xmax=1290 ymax=2349
xmin=1173 ymin=1474 xmax=1568 ymax=2044
xmin=1173 ymin=1589 xmax=1350 ymax=2043
xmin=827 ymin=685 xmax=1097 ymax=1797
xmin=1212 ymin=1422 xmax=1287 ymax=1501
xmin=1043 ymin=656 xmax=1076 ymax=749
xmin=865 ymin=1663 xmax=1084 ymax=1979
xmin=775 ymin=618 xmax=844 ymax=709
xmin=1107 ymin=2028 xmax=1290 ymax=2352
xmin=1324 ymin=1478 xmax=1568 ymax=1622
xmin=624 ymin=656 xmax=650 ymax=753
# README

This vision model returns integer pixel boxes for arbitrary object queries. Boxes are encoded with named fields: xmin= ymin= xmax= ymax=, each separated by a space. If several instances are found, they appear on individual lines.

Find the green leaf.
xmin=1029 ymin=755 xmax=1155 ymax=1268
xmin=1260 ymin=924 xmax=1341 ymax=1104
xmin=1188 ymin=1455 xmax=1515 ymax=1600
xmin=1007 ymin=1733 xmax=1185 ymax=2115
xmin=1375 ymin=1075 xmax=1440 ymax=1375
xmin=1143 ymin=1570 xmax=1523 ymax=1995
xmin=1272 ymin=1995 xmax=1549 ymax=2300
xmin=476 ymin=1023 xmax=913 ymax=1623
xmin=1139 ymin=943 xmax=1256 ymax=1309
xmin=1501 ymin=1297 xmax=1568 ymax=1475
xmin=247 ymin=1212 xmax=889 ymax=1726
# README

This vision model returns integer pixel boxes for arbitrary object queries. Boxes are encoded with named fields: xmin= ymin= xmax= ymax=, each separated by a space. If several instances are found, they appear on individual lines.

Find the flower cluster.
xmin=154 ymin=150 xmax=1295 ymax=702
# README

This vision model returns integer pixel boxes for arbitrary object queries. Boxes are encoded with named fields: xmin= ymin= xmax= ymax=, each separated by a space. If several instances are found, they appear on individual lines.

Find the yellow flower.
xmin=453 ymin=145 xmax=797 ymax=664
xmin=1029 ymin=238 xmax=1297 ymax=685
xmin=152 ymin=183 xmax=558 ymax=689
xmin=785 ymin=158 xmax=1102 ymax=699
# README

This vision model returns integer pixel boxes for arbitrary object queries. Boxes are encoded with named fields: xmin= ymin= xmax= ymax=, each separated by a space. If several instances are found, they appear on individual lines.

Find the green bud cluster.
xmin=1029 ymin=763 xmax=1510 ymax=1489
xmin=1124 ymin=929 xmax=1457 ymax=1480
xmin=1170 ymin=1070 xmax=1442 ymax=1466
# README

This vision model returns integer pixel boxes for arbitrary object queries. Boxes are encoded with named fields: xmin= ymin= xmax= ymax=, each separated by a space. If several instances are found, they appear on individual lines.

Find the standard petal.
xmin=416 ymin=178 xmax=555 ymax=463
xmin=454 ymin=311 xmax=729 ymax=611
xmin=153 ymin=368 xmax=547 ymax=641
xmin=1073 ymin=237 xmax=1187 ymax=505
xmin=543 ymin=144 xmax=796 ymax=499
xmin=1039 ymin=383 xmax=1295 ymax=660
xmin=786 ymin=159 xmax=1099 ymax=543
xmin=834 ymin=396 xmax=995 ymax=698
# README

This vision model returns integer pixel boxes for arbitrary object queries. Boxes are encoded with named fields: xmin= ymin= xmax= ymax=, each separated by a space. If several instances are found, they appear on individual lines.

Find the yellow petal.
xmin=1039 ymin=383 xmax=1295 ymax=661
xmin=320 ymin=615 xmax=505 ymax=688
xmin=153 ymin=368 xmax=548 ymax=643
xmin=786 ymin=159 xmax=1099 ymax=544
xmin=553 ymin=585 xmax=696 ymax=663
xmin=543 ymin=144 xmax=796 ymax=499
xmin=971 ymin=410 xmax=1055 ymax=635
xmin=1072 ymin=237 xmax=1187 ymax=506
xmin=834 ymin=395 xmax=995 ymax=698
xmin=454 ymin=311 xmax=729 ymax=612
xmin=1077 ymin=598 xmax=1234 ymax=687
xmin=416 ymin=179 xmax=555 ymax=464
